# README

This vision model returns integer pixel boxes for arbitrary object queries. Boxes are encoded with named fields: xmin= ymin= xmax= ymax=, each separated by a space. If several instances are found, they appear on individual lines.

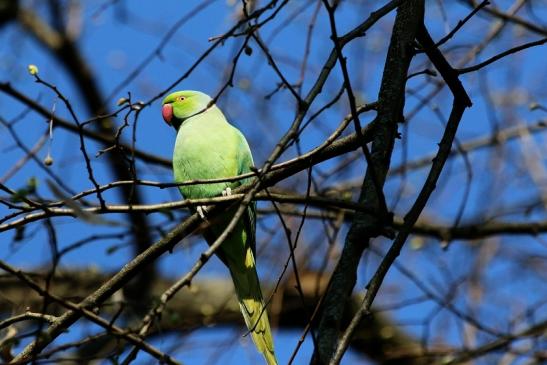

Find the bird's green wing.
xmin=234 ymin=127 xmax=257 ymax=257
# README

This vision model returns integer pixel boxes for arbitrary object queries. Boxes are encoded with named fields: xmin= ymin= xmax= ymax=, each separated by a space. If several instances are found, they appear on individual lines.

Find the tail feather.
xmin=229 ymin=251 xmax=277 ymax=365
xmin=208 ymin=208 xmax=276 ymax=364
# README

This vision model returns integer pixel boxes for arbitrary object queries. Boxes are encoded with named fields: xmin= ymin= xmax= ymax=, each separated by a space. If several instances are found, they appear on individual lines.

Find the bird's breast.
xmin=172 ymin=125 xmax=235 ymax=199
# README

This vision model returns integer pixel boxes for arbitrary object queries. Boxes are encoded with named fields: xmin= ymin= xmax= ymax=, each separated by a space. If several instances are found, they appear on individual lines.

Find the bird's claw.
xmin=196 ymin=205 xmax=208 ymax=220
xmin=196 ymin=188 xmax=230 ymax=220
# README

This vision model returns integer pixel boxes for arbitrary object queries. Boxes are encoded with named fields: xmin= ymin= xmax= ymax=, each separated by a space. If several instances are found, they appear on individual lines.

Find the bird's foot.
xmin=196 ymin=188 xmax=230 ymax=221
xmin=196 ymin=205 xmax=208 ymax=220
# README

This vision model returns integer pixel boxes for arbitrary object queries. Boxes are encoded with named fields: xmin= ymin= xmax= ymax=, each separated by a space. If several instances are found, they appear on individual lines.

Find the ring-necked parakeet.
xmin=161 ymin=90 xmax=277 ymax=365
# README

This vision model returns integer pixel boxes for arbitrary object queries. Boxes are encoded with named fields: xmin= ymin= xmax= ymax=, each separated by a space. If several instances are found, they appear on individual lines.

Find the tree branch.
xmin=313 ymin=2 xmax=424 ymax=363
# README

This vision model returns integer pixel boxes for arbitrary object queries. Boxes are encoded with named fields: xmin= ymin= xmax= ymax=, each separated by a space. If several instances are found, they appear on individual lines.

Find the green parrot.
xmin=161 ymin=90 xmax=277 ymax=365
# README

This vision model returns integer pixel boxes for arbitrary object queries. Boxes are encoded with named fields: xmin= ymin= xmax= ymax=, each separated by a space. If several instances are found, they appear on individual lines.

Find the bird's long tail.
xmin=228 ymin=248 xmax=277 ymax=365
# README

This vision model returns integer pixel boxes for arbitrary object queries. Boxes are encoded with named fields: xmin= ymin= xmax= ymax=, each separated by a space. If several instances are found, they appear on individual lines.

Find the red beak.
xmin=162 ymin=103 xmax=173 ymax=125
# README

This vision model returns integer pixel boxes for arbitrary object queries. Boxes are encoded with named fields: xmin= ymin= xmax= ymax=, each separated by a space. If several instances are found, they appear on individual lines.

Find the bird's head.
xmin=161 ymin=90 xmax=213 ymax=129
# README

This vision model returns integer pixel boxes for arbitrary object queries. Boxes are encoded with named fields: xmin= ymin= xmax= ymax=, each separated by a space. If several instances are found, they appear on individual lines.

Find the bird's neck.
xmin=175 ymin=105 xmax=226 ymax=132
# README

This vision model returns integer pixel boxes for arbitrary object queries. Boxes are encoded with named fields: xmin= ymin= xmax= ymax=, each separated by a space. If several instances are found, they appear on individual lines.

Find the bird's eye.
xmin=177 ymin=96 xmax=185 ymax=102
